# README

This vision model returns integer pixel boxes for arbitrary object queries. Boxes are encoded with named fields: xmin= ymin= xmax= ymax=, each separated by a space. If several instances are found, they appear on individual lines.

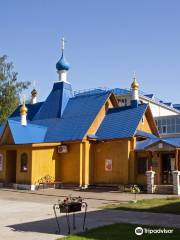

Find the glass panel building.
xmin=155 ymin=115 xmax=180 ymax=136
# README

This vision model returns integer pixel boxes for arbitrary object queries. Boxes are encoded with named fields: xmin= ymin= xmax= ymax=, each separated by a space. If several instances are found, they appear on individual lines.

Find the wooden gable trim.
xmin=109 ymin=92 xmax=119 ymax=107
xmin=144 ymin=139 xmax=175 ymax=150
xmin=145 ymin=106 xmax=159 ymax=136
xmin=0 ymin=122 xmax=15 ymax=145
xmin=136 ymin=105 xmax=159 ymax=137
xmin=83 ymin=93 xmax=118 ymax=138
xmin=145 ymin=140 xmax=176 ymax=152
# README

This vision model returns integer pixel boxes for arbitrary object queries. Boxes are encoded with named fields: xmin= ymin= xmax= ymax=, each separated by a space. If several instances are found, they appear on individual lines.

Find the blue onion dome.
xmin=56 ymin=52 xmax=70 ymax=71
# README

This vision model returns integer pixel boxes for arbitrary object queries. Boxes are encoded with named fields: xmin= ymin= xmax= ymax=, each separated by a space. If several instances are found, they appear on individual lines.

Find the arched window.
xmin=20 ymin=153 xmax=28 ymax=172
xmin=0 ymin=154 xmax=3 ymax=171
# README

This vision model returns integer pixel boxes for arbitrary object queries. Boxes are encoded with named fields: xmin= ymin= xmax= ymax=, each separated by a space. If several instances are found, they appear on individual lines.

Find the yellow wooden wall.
xmin=86 ymin=99 xmax=113 ymax=135
xmin=16 ymin=146 xmax=32 ymax=184
xmin=128 ymin=137 xmax=136 ymax=184
xmin=92 ymin=140 xmax=131 ymax=184
xmin=31 ymin=147 xmax=56 ymax=184
xmin=0 ymin=146 xmax=32 ymax=184
xmin=56 ymin=142 xmax=81 ymax=184
xmin=137 ymin=113 xmax=152 ymax=133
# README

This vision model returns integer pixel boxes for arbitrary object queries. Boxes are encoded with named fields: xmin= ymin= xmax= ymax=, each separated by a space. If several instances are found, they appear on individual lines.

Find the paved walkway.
xmin=0 ymin=188 xmax=179 ymax=240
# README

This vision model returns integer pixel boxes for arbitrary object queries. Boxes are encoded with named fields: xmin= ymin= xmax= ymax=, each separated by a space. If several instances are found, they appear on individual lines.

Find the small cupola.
xmin=56 ymin=37 xmax=70 ymax=82
xmin=20 ymin=98 xmax=28 ymax=126
xmin=131 ymin=72 xmax=139 ymax=107
xmin=31 ymin=88 xmax=37 ymax=104
xmin=131 ymin=78 xmax=139 ymax=90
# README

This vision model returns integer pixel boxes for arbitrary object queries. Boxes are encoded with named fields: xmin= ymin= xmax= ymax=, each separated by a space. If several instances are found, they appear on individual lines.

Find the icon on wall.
xmin=105 ymin=159 xmax=112 ymax=171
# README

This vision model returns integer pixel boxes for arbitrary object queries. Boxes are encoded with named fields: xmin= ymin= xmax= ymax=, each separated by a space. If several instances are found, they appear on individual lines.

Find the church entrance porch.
xmin=160 ymin=153 xmax=174 ymax=185
xmin=6 ymin=150 xmax=17 ymax=184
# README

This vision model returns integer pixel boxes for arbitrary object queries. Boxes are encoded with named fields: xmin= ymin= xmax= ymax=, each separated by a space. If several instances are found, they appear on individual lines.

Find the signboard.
xmin=0 ymin=154 xmax=3 ymax=171
xmin=105 ymin=159 xmax=112 ymax=171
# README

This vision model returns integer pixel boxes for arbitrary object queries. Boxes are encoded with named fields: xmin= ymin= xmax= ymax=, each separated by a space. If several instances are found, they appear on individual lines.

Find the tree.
xmin=0 ymin=55 xmax=30 ymax=124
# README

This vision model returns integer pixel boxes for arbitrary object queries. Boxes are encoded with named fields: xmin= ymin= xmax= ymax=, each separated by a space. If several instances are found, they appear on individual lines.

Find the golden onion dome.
xmin=20 ymin=104 xmax=28 ymax=114
xmin=131 ymin=78 xmax=139 ymax=90
xmin=31 ymin=88 xmax=37 ymax=97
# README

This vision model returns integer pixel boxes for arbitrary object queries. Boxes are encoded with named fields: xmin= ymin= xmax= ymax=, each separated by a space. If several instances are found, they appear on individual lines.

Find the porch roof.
xmin=135 ymin=130 xmax=158 ymax=139
xmin=136 ymin=137 xmax=180 ymax=150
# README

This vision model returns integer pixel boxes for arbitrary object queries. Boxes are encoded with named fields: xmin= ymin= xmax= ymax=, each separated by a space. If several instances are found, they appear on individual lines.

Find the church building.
xmin=0 ymin=39 xmax=179 ymax=194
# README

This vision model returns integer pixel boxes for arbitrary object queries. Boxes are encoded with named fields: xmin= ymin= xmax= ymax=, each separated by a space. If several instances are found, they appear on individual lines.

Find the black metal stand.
xmin=53 ymin=201 xmax=88 ymax=234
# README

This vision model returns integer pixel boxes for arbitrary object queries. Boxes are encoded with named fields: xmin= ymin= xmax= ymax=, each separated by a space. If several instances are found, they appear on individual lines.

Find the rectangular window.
xmin=176 ymin=117 xmax=180 ymax=124
xmin=176 ymin=124 xmax=180 ymax=133
xmin=137 ymin=157 xmax=148 ymax=174
xmin=162 ymin=126 xmax=167 ymax=133
xmin=158 ymin=126 xmax=162 ymax=133
xmin=162 ymin=119 xmax=166 ymax=125
xmin=20 ymin=153 xmax=28 ymax=172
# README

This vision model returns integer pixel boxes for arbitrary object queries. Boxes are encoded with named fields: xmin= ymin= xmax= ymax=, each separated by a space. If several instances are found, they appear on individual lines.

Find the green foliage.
xmin=60 ymin=223 xmax=180 ymax=240
xmin=104 ymin=197 xmax=180 ymax=215
xmin=131 ymin=185 xmax=141 ymax=194
xmin=0 ymin=55 xmax=30 ymax=124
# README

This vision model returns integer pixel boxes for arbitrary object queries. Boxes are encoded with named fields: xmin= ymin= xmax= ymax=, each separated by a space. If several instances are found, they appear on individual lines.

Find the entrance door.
xmin=161 ymin=153 xmax=173 ymax=184
xmin=6 ymin=150 xmax=17 ymax=183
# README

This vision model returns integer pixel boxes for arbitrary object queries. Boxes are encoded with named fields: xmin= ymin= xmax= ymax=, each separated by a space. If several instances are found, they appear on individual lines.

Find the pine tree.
xmin=0 ymin=55 xmax=30 ymax=124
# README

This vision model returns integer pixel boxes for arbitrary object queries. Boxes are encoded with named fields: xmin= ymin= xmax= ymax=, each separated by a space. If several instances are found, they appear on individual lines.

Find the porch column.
xmin=146 ymin=168 xmax=155 ymax=194
xmin=79 ymin=141 xmax=90 ymax=189
xmin=172 ymin=170 xmax=180 ymax=195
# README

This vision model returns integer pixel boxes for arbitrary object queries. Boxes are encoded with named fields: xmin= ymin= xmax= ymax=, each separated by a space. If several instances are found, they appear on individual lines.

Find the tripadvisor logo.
xmin=135 ymin=227 xmax=143 ymax=235
xmin=135 ymin=226 xmax=174 ymax=235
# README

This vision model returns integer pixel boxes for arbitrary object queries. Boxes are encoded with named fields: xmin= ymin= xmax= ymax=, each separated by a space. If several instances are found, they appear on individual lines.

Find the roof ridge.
xmin=72 ymin=91 xmax=111 ymax=99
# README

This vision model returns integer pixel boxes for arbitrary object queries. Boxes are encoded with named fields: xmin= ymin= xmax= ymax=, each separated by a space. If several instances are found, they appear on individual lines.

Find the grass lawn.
xmin=104 ymin=197 xmax=180 ymax=214
xmin=60 ymin=223 xmax=180 ymax=240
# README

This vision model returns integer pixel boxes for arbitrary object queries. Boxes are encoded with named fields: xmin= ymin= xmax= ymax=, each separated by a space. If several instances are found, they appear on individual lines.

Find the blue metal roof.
xmin=44 ymin=92 xmax=111 ymax=142
xmin=73 ymin=87 xmax=180 ymax=113
xmin=111 ymin=88 xmax=130 ymax=95
xmin=135 ymin=130 xmax=158 ymax=139
xmin=162 ymin=137 xmax=180 ymax=148
xmin=10 ymin=102 xmax=43 ymax=121
xmin=7 ymin=82 xmax=111 ymax=143
xmin=7 ymin=81 xmax=159 ymax=144
xmin=173 ymin=104 xmax=180 ymax=110
xmin=7 ymin=119 xmax=47 ymax=144
xmin=33 ymin=82 xmax=73 ymax=120
xmin=144 ymin=94 xmax=154 ymax=99
xmin=136 ymin=137 xmax=180 ymax=150
xmin=136 ymin=138 xmax=159 ymax=150
xmin=96 ymin=104 xmax=148 ymax=140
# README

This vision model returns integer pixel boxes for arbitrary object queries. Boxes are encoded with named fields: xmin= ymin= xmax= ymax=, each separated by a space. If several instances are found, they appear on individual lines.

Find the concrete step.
xmin=155 ymin=185 xmax=173 ymax=194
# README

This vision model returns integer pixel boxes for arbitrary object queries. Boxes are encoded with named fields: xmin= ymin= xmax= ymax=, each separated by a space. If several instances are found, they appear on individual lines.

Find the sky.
xmin=0 ymin=0 xmax=180 ymax=103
